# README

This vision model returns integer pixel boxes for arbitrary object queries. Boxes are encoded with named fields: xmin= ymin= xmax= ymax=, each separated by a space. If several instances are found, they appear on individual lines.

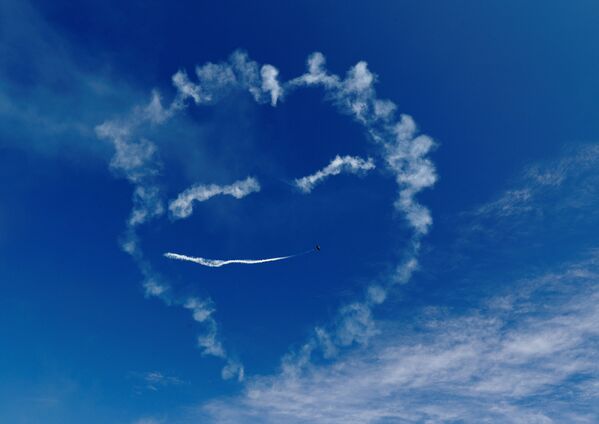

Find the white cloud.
xmin=144 ymin=90 xmax=174 ymax=124
xmin=172 ymin=299 xmax=228 ymax=362
xmin=285 ymin=249 xmax=421 ymax=372
xmin=295 ymin=155 xmax=375 ymax=193
xmin=142 ymin=279 xmax=168 ymax=298
xmin=261 ymin=65 xmax=283 ymax=106
xmin=95 ymin=94 xmax=167 ymax=259
xmin=471 ymin=144 xmax=599 ymax=222
xmin=182 ymin=296 xmax=244 ymax=381
xmin=96 ymin=91 xmax=240 ymax=380
xmin=195 ymin=62 xmax=238 ymax=103
xmin=184 ymin=297 xmax=215 ymax=322
xmin=366 ymin=285 xmax=387 ymax=305
xmin=96 ymin=127 xmax=157 ymax=180
xmin=168 ymin=177 xmax=261 ymax=219
xmin=129 ymin=185 xmax=164 ymax=227
xmin=344 ymin=61 xmax=375 ymax=93
xmin=222 ymin=360 xmax=245 ymax=382
xmin=288 ymin=52 xmax=339 ymax=88
xmin=460 ymin=144 xmax=599 ymax=247
xmin=373 ymin=99 xmax=396 ymax=120
xmin=198 ymin=326 xmax=226 ymax=358
xmin=172 ymin=70 xmax=202 ymax=105
xmin=136 ymin=371 xmax=185 ymax=392
xmin=288 ymin=54 xmax=437 ymax=235
xmin=228 ymin=50 xmax=263 ymax=102
xmin=473 ymin=188 xmax=534 ymax=218
xmin=172 ymin=50 xmax=284 ymax=107
xmin=385 ymin=117 xmax=436 ymax=234
xmin=202 ymin=255 xmax=599 ymax=423
xmin=314 ymin=327 xmax=337 ymax=359
xmin=334 ymin=302 xmax=378 ymax=346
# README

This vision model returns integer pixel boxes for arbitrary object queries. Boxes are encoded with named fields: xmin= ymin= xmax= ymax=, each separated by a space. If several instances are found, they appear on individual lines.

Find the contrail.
xmin=164 ymin=251 xmax=311 ymax=268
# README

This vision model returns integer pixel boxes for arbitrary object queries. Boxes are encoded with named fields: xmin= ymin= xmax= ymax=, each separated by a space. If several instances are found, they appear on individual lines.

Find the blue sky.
xmin=2 ymin=1 xmax=599 ymax=423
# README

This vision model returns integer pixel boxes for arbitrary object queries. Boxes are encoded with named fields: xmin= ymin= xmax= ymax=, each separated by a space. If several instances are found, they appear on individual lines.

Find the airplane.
xmin=315 ymin=244 xmax=321 ymax=252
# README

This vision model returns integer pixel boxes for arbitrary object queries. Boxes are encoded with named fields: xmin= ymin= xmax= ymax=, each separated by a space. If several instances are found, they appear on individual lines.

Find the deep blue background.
xmin=1 ymin=1 xmax=599 ymax=422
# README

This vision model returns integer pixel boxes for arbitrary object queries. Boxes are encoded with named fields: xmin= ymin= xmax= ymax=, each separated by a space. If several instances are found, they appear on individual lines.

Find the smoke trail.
xmin=164 ymin=251 xmax=310 ymax=268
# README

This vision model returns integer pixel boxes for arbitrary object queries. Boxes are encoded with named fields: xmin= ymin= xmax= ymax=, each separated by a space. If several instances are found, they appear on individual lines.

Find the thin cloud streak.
xmin=164 ymin=251 xmax=304 ymax=267
xmin=455 ymin=143 xmax=599 ymax=252
xmin=130 ymin=371 xmax=186 ymax=394
xmin=169 ymin=177 xmax=260 ymax=220
xmin=295 ymin=155 xmax=375 ymax=193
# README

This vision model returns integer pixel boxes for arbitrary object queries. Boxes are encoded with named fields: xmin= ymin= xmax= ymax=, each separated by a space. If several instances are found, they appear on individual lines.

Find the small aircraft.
xmin=315 ymin=244 xmax=321 ymax=252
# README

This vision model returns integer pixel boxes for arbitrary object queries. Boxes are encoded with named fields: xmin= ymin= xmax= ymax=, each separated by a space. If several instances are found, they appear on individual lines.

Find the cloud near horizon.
xmin=201 ymin=252 xmax=599 ymax=423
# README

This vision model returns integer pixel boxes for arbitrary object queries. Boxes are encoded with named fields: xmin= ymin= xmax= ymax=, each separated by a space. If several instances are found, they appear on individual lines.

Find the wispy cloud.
xmin=132 ymin=371 xmax=185 ymax=393
xmin=168 ymin=177 xmax=260 ymax=220
xmin=272 ymin=249 xmax=419 ymax=378
xmin=202 ymin=254 xmax=599 ymax=423
xmin=287 ymin=53 xmax=436 ymax=235
xmin=471 ymin=144 xmax=599 ymax=219
xmin=261 ymin=65 xmax=283 ymax=106
xmin=295 ymin=155 xmax=375 ymax=193
xmin=462 ymin=144 xmax=599 ymax=244
xmin=143 ymin=372 xmax=184 ymax=390
xmin=281 ymin=53 xmax=436 ymax=369
xmin=95 ymin=92 xmax=170 ymax=242
xmin=0 ymin=0 xmax=123 ymax=158
xmin=95 ymin=92 xmax=244 ymax=381
xmin=172 ymin=51 xmax=283 ymax=107
xmin=259 ymin=56 xmax=434 ymax=369
xmin=182 ymin=296 xmax=244 ymax=375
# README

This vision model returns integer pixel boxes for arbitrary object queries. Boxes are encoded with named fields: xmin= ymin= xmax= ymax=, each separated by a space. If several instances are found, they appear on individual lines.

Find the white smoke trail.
xmin=164 ymin=251 xmax=306 ymax=267
xmin=169 ymin=177 xmax=261 ymax=220
xmin=295 ymin=155 xmax=375 ymax=193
